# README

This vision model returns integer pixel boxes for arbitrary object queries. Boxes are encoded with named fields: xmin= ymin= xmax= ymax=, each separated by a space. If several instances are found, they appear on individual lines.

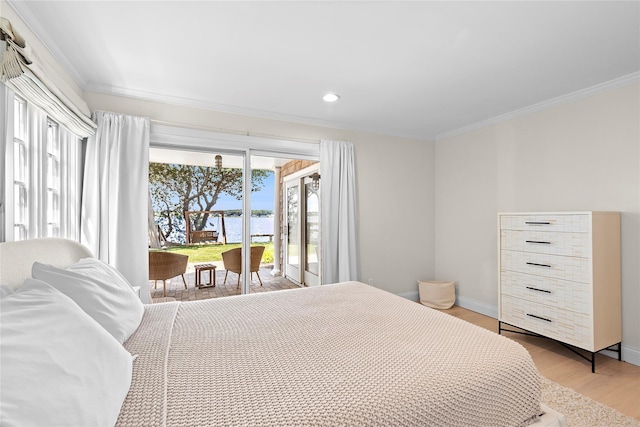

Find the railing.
xmin=250 ymin=234 xmax=274 ymax=243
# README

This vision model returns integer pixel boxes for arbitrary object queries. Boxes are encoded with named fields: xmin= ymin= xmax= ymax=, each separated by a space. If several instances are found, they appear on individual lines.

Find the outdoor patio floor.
xmin=150 ymin=264 xmax=302 ymax=302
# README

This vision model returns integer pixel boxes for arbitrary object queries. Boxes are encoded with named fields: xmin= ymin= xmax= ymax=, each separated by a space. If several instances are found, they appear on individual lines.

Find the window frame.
xmin=3 ymin=91 xmax=82 ymax=242
xmin=46 ymin=119 xmax=61 ymax=237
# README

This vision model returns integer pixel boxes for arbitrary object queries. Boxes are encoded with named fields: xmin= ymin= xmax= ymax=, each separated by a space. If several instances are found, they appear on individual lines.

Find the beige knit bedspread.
xmin=117 ymin=282 xmax=541 ymax=427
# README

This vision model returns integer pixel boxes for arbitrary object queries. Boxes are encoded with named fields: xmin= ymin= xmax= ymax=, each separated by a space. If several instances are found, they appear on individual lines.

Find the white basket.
xmin=418 ymin=280 xmax=455 ymax=309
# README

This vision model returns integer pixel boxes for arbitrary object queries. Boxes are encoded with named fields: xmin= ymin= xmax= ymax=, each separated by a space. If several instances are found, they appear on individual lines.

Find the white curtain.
xmin=59 ymin=125 xmax=82 ymax=241
xmin=320 ymin=139 xmax=359 ymax=284
xmin=0 ymin=82 xmax=10 ymax=242
xmin=81 ymin=111 xmax=150 ymax=302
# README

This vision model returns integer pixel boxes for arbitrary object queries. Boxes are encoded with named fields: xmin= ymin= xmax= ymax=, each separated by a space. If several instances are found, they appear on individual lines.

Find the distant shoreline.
xmin=223 ymin=209 xmax=273 ymax=218
xmin=157 ymin=215 xmax=274 ymax=245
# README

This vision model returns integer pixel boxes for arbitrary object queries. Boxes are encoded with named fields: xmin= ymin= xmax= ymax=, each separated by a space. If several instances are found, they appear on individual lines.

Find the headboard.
xmin=0 ymin=238 xmax=93 ymax=290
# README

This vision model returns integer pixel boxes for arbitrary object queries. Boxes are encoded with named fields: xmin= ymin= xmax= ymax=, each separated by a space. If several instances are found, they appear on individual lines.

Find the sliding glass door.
xmin=148 ymin=148 xmax=246 ymax=299
xmin=283 ymin=166 xmax=321 ymax=287
xmin=284 ymin=179 xmax=301 ymax=284
xmin=149 ymin=123 xmax=320 ymax=297
xmin=303 ymin=175 xmax=320 ymax=286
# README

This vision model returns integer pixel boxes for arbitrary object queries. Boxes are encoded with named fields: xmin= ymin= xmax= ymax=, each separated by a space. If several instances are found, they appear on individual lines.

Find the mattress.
xmin=117 ymin=281 xmax=541 ymax=426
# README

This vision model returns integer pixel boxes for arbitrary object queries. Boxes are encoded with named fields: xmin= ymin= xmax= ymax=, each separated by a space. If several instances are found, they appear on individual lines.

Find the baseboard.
xmin=454 ymin=295 xmax=499 ymax=319
xmin=398 ymin=292 xmax=640 ymax=367
xmin=397 ymin=290 xmax=420 ymax=302
xmin=602 ymin=345 xmax=640 ymax=367
xmin=397 ymin=291 xmax=499 ymax=318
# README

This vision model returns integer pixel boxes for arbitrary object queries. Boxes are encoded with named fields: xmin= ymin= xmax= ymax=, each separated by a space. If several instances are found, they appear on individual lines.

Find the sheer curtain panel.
xmin=320 ymin=140 xmax=360 ymax=284
xmin=0 ymin=82 xmax=11 ymax=241
xmin=81 ymin=111 xmax=150 ymax=302
xmin=58 ymin=126 xmax=82 ymax=241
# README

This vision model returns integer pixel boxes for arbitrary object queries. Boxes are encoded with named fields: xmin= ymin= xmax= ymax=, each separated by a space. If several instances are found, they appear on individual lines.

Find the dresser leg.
xmin=591 ymin=352 xmax=596 ymax=373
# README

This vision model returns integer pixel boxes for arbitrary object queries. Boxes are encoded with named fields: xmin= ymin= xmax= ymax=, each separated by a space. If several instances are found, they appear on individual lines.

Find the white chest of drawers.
xmin=498 ymin=212 xmax=621 ymax=372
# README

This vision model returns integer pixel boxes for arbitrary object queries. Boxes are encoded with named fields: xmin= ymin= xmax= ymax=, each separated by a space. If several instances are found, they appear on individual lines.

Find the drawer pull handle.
xmin=526 ymin=240 xmax=551 ymax=245
xmin=525 ymin=221 xmax=551 ymax=225
xmin=526 ymin=286 xmax=551 ymax=294
xmin=526 ymin=313 xmax=552 ymax=322
xmin=526 ymin=262 xmax=551 ymax=268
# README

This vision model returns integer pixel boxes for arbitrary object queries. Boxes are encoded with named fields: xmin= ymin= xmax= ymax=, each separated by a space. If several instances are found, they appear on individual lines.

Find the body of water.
xmin=223 ymin=216 xmax=274 ymax=243
xmin=157 ymin=216 xmax=274 ymax=244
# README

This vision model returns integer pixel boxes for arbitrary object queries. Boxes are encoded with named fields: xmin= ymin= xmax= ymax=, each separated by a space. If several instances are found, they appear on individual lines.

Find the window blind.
xmin=0 ymin=17 xmax=96 ymax=138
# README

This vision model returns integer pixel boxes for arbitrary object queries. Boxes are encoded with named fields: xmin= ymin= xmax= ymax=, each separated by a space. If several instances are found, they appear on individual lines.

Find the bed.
xmin=0 ymin=238 xmax=566 ymax=427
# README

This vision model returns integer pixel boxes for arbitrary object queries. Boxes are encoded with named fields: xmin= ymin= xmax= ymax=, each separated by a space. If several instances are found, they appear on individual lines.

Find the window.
xmin=46 ymin=120 xmax=61 ymax=237
xmin=13 ymin=97 xmax=28 ymax=240
xmin=3 ymin=92 xmax=82 ymax=241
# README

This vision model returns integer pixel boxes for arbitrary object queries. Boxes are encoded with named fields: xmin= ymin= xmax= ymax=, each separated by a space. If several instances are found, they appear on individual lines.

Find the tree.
xmin=149 ymin=163 xmax=270 ymax=242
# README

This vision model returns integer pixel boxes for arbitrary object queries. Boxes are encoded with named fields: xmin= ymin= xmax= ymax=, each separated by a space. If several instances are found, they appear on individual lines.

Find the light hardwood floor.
xmin=445 ymin=305 xmax=640 ymax=420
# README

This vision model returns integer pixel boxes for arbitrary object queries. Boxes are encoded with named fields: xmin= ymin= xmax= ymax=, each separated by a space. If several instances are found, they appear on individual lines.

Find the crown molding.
xmin=84 ymin=82 xmax=436 ymax=142
xmin=435 ymin=72 xmax=640 ymax=142
xmin=87 ymin=71 xmax=640 ymax=145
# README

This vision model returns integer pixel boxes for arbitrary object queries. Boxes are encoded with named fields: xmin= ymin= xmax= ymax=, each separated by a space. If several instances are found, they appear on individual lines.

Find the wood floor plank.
xmin=443 ymin=305 xmax=640 ymax=420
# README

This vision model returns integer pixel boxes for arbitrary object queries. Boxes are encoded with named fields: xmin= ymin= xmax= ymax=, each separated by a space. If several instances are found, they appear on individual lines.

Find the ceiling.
xmin=7 ymin=1 xmax=640 ymax=141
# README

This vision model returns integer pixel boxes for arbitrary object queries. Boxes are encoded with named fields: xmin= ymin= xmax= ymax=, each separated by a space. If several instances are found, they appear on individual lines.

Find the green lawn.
xmin=155 ymin=243 xmax=274 ymax=264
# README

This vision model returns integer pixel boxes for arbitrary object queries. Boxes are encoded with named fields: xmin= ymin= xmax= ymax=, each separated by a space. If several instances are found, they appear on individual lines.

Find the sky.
xmin=213 ymin=170 xmax=275 ymax=211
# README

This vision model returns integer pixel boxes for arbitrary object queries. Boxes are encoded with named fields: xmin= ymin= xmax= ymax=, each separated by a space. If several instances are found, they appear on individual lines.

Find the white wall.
xmin=435 ymin=83 xmax=640 ymax=363
xmin=84 ymin=92 xmax=436 ymax=296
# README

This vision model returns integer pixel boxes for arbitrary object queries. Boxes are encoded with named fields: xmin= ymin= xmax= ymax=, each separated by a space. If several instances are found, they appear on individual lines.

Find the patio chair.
xmin=221 ymin=246 xmax=265 ymax=289
xmin=149 ymin=251 xmax=189 ymax=297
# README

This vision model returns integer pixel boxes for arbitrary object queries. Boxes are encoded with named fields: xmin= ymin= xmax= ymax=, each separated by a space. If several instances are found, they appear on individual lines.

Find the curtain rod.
xmin=149 ymin=119 xmax=320 ymax=144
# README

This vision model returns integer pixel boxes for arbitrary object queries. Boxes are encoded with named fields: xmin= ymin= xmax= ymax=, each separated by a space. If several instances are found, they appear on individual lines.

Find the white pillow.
xmin=0 ymin=279 xmax=132 ymax=427
xmin=0 ymin=284 xmax=14 ymax=298
xmin=32 ymin=258 xmax=144 ymax=343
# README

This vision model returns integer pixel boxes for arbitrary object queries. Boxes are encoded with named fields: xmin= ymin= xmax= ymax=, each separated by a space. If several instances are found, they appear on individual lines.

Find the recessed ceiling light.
xmin=323 ymin=93 xmax=340 ymax=102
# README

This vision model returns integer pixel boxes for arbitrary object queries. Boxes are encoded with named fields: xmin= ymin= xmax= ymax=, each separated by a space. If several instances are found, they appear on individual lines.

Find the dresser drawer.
xmin=501 ymin=230 xmax=590 ymax=258
xmin=500 ymin=214 xmax=589 ymax=233
xmin=501 ymin=250 xmax=590 ymax=283
xmin=500 ymin=270 xmax=591 ymax=315
xmin=500 ymin=295 xmax=592 ymax=350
